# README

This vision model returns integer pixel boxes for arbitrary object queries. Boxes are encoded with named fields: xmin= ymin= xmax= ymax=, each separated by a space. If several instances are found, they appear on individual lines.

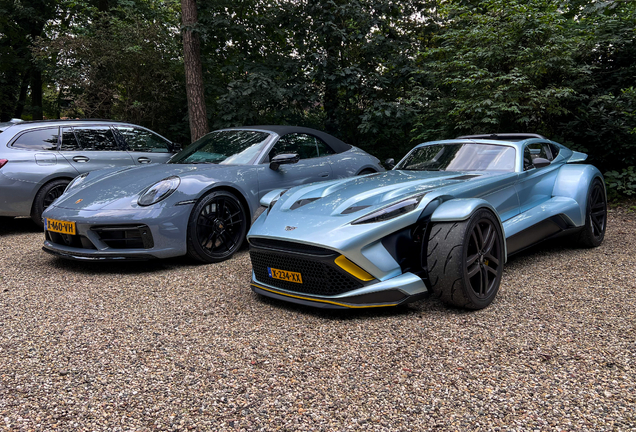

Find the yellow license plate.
xmin=46 ymin=218 xmax=76 ymax=235
xmin=268 ymin=267 xmax=303 ymax=284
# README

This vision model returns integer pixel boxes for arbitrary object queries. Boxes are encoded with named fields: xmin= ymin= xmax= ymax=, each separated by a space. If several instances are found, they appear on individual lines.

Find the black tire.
xmin=186 ymin=190 xmax=247 ymax=263
xmin=31 ymin=179 xmax=70 ymax=228
xmin=577 ymin=178 xmax=607 ymax=248
xmin=426 ymin=209 xmax=504 ymax=310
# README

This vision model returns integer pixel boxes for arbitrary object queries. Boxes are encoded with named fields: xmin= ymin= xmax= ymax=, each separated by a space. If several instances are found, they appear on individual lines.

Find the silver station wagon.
xmin=0 ymin=119 xmax=178 ymax=226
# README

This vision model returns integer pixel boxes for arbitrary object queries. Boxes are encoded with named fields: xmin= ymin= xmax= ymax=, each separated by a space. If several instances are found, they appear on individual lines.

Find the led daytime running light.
xmin=352 ymin=193 xmax=427 ymax=224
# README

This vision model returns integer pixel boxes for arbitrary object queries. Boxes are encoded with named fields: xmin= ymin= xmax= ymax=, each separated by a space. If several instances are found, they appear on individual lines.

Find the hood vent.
xmin=290 ymin=197 xmax=320 ymax=210
xmin=342 ymin=205 xmax=371 ymax=215
xmin=451 ymin=174 xmax=481 ymax=180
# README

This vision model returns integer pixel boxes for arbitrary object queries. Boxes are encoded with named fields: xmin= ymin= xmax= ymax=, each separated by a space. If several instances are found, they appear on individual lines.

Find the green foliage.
xmin=31 ymin=0 xmax=189 ymax=142
xmin=605 ymin=167 xmax=636 ymax=199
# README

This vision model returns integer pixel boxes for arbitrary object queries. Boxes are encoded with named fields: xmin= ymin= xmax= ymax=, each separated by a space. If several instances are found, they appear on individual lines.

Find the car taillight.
xmin=0 ymin=159 xmax=7 ymax=169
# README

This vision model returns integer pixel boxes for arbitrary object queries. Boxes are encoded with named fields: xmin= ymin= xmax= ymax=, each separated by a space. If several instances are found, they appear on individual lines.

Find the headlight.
xmin=65 ymin=173 xmax=89 ymax=192
xmin=352 ymin=193 xmax=427 ymax=224
xmin=138 ymin=176 xmax=180 ymax=206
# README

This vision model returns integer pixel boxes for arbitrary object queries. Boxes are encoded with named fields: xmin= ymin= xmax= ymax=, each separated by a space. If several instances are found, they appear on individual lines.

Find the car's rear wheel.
xmin=577 ymin=178 xmax=607 ymax=248
xmin=426 ymin=209 xmax=504 ymax=309
xmin=186 ymin=190 xmax=247 ymax=263
xmin=31 ymin=179 xmax=70 ymax=228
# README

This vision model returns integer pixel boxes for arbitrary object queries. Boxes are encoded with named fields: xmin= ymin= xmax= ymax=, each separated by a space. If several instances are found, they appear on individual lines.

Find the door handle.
xmin=138 ymin=157 xmax=151 ymax=164
xmin=73 ymin=156 xmax=89 ymax=163
xmin=319 ymin=172 xmax=330 ymax=178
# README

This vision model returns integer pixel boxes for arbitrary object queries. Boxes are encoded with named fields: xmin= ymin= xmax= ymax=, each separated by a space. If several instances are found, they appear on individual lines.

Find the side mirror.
xmin=270 ymin=153 xmax=300 ymax=171
xmin=384 ymin=158 xmax=395 ymax=169
xmin=532 ymin=157 xmax=551 ymax=169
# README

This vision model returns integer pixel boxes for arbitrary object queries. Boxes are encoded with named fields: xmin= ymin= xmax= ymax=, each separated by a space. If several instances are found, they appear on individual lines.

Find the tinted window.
xmin=74 ymin=127 xmax=120 ymax=151
xmin=526 ymin=142 xmax=553 ymax=161
xmin=60 ymin=127 xmax=81 ymax=151
xmin=169 ymin=130 xmax=270 ymax=165
xmin=316 ymin=138 xmax=335 ymax=156
xmin=397 ymin=143 xmax=516 ymax=172
xmin=11 ymin=128 xmax=58 ymax=150
xmin=270 ymin=133 xmax=322 ymax=159
xmin=117 ymin=127 xmax=170 ymax=153
xmin=523 ymin=147 xmax=534 ymax=171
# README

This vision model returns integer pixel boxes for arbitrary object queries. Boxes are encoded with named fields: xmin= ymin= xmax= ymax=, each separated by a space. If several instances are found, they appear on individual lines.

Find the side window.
xmin=523 ymin=147 xmax=534 ymax=171
xmin=11 ymin=128 xmax=58 ymax=150
xmin=526 ymin=142 xmax=554 ymax=162
xmin=73 ymin=127 xmax=120 ymax=151
xmin=60 ymin=127 xmax=81 ymax=151
xmin=270 ymin=133 xmax=320 ymax=160
xmin=116 ymin=126 xmax=170 ymax=153
xmin=316 ymin=137 xmax=335 ymax=156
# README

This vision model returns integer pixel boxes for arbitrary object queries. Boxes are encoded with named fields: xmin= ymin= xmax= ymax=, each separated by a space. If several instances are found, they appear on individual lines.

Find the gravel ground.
xmin=0 ymin=210 xmax=635 ymax=431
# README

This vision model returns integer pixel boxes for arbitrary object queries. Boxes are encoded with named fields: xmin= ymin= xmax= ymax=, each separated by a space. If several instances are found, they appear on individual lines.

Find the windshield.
xmin=169 ymin=130 xmax=271 ymax=165
xmin=396 ymin=143 xmax=516 ymax=172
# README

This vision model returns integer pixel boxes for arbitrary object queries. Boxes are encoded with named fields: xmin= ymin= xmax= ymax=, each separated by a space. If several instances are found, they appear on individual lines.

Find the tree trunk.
xmin=181 ymin=0 xmax=208 ymax=142
xmin=31 ymin=69 xmax=44 ymax=120
xmin=14 ymin=70 xmax=30 ymax=119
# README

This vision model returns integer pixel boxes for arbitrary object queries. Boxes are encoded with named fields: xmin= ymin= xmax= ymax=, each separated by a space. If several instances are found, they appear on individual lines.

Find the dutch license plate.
xmin=268 ymin=267 xmax=303 ymax=284
xmin=46 ymin=218 xmax=76 ymax=235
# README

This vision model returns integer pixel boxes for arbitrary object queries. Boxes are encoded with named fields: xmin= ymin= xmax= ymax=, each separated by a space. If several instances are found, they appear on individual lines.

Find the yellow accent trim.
xmin=251 ymin=283 xmax=397 ymax=309
xmin=334 ymin=255 xmax=374 ymax=281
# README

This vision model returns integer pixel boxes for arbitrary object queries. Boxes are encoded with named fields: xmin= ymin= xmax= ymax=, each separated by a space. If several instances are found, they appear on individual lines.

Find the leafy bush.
xmin=605 ymin=167 xmax=636 ymax=198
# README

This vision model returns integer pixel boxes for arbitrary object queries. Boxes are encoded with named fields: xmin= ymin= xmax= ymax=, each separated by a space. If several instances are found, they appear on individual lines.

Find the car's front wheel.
xmin=426 ymin=209 xmax=504 ymax=309
xmin=186 ymin=190 xmax=247 ymax=263
xmin=31 ymin=179 xmax=70 ymax=228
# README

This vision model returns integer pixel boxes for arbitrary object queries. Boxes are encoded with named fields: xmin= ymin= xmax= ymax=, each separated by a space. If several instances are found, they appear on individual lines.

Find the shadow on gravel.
xmin=254 ymin=291 xmax=470 ymax=320
xmin=46 ymin=255 xmax=194 ymax=275
xmin=0 ymin=217 xmax=40 ymax=236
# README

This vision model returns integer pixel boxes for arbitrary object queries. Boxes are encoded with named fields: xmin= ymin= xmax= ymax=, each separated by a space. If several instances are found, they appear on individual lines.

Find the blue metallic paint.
xmin=42 ymin=127 xmax=383 ymax=261
xmin=247 ymin=136 xmax=605 ymax=309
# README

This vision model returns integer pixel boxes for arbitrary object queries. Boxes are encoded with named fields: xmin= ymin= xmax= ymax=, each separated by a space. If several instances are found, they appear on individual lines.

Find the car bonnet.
xmin=51 ymin=163 xmax=232 ymax=211
xmin=250 ymin=170 xmax=489 ymax=248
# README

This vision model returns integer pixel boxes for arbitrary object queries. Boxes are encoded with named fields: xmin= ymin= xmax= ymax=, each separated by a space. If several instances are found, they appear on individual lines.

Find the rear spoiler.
xmin=567 ymin=151 xmax=588 ymax=163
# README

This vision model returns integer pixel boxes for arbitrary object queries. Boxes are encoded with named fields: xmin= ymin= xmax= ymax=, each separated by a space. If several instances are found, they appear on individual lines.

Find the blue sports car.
xmin=42 ymin=126 xmax=383 ymax=262
xmin=247 ymin=133 xmax=607 ymax=310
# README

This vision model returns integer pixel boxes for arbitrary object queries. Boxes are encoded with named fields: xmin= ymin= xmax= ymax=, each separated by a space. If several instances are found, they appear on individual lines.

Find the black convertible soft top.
xmin=236 ymin=125 xmax=352 ymax=154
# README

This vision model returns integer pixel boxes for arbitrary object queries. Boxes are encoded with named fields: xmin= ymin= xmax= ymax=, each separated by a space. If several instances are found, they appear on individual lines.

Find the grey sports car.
xmin=42 ymin=126 xmax=384 ymax=262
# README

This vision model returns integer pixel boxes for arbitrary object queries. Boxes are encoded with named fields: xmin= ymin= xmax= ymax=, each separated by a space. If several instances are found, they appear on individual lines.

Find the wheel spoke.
xmin=591 ymin=217 xmax=603 ymax=236
xmin=484 ymin=252 xmax=499 ymax=266
xmin=483 ymin=228 xmax=496 ymax=255
xmin=467 ymin=263 xmax=480 ymax=278
xmin=475 ymin=225 xmax=484 ymax=249
xmin=466 ymin=253 xmax=479 ymax=266
xmin=470 ymin=231 xmax=479 ymax=250
xmin=481 ymin=265 xmax=488 ymax=295
xmin=485 ymin=264 xmax=498 ymax=276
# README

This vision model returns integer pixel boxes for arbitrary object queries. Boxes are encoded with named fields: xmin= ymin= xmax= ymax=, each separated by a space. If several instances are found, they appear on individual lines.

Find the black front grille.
xmin=46 ymin=231 xmax=95 ymax=249
xmin=250 ymin=250 xmax=363 ymax=296
xmin=92 ymin=225 xmax=154 ymax=249
xmin=249 ymin=238 xmax=335 ymax=256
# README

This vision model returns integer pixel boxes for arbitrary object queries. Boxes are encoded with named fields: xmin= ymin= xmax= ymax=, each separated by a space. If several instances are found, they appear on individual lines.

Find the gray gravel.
xmin=0 ymin=210 xmax=635 ymax=431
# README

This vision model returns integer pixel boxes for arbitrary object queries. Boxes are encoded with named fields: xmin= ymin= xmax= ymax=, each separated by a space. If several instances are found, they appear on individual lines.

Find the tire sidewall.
xmin=32 ymin=179 xmax=70 ymax=227
xmin=187 ymin=190 xmax=247 ymax=262
xmin=460 ymin=209 xmax=505 ymax=309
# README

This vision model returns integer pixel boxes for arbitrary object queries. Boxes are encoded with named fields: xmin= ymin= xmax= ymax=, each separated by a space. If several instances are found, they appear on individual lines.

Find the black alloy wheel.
xmin=31 ymin=179 xmax=70 ymax=228
xmin=186 ymin=190 xmax=247 ymax=263
xmin=427 ymin=208 xmax=504 ymax=309
xmin=578 ymin=178 xmax=607 ymax=248
xmin=465 ymin=217 xmax=502 ymax=301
